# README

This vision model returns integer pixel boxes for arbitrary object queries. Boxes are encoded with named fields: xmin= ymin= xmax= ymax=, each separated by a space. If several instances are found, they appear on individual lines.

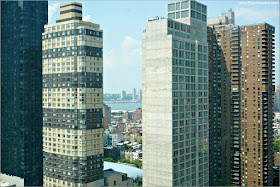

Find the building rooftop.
xmin=104 ymin=161 xmax=142 ymax=178
xmin=0 ymin=181 xmax=14 ymax=187
xmin=104 ymin=169 xmax=127 ymax=178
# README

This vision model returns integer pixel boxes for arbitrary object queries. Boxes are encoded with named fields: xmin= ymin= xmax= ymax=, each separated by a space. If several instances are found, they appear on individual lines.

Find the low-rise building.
xmin=104 ymin=147 xmax=121 ymax=160
xmin=132 ymin=108 xmax=142 ymax=121
xmin=104 ymin=169 xmax=133 ymax=186
xmin=123 ymin=112 xmax=133 ymax=121
xmin=110 ymin=133 xmax=123 ymax=146
xmin=125 ymin=149 xmax=142 ymax=162
xmin=275 ymin=112 xmax=280 ymax=121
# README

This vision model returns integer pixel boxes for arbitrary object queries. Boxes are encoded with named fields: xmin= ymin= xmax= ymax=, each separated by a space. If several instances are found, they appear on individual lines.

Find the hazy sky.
xmin=48 ymin=0 xmax=279 ymax=94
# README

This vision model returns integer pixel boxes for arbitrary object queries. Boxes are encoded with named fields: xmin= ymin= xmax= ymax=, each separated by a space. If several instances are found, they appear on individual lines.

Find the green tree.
xmin=125 ymin=145 xmax=132 ymax=150
xmin=273 ymin=140 xmax=280 ymax=152
xmin=104 ymin=157 xmax=115 ymax=162
xmin=133 ymin=176 xmax=142 ymax=186
xmin=132 ymin=159 xmax=142 ymax=169
xmin=115 ymin=156 xmax=130 ymax=163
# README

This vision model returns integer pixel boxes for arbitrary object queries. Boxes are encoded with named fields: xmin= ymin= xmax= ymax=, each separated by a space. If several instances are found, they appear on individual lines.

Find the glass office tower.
xmin=1 ymin=1 xmax=48 ymax=186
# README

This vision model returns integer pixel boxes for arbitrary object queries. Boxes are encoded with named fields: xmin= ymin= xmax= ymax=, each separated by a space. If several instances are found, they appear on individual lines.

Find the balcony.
xmin=262 ymin=52 xmax=269 ymax=56
xmin=262 ymin=49 xmax=268 ymax=52
xmin=262 ymin=37 xmax=268 ymax=41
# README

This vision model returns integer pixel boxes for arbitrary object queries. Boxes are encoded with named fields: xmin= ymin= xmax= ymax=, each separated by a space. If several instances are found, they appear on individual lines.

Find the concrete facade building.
xmin=1 ymin=1 xmax=48 ymax=185
xmin=143 ymin=0 xmax=209 ymax=186
xmin=42 ymin=2 xmax=104 ymax=186
xmin=208 ymin=10 xmax=275 ymax=186
xmin=103 ymin=169 xmax=133 ymax=186
xmin=208 ymin=9 xmax=235 ymax=26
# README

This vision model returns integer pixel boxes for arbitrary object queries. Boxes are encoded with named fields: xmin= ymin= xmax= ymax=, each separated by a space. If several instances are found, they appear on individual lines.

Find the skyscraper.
xmin=142 ymin=0 xmax=209 ymax=186
xmin=274 ymin=86 xmax=280 ymax=112
xmin=132 ymin=88 xmax=136 ymax=99
xmin=120 ymin=90 xmax=126 ymax=99
xmin=42 ymin=2 xmax=104 ymax=186
xmin=208 ymin=10 xmax=275 ymax=186
xmin=1 ymin=1 xmax=48 ymax=185
xmin=137 ymin=89 xmax=142 ymax=101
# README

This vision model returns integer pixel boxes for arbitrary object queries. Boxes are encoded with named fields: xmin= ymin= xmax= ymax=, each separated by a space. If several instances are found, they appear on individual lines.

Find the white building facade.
xmin=142 ymin=0 xmax=209 ymax=186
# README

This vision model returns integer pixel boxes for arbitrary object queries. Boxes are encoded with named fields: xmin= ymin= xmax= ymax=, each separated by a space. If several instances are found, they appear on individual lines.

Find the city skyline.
xmin=48 ymin=1 xmax=279 ymax=93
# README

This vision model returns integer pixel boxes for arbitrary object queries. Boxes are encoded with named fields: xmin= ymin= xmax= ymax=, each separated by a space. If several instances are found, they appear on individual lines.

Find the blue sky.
xmin=48 ymin=0 xmax=279 ymax=94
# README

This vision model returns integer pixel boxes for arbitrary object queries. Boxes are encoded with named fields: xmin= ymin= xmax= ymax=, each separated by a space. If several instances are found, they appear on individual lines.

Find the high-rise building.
xmin=208 ymin=8 xmax=235 ymax=26
xmin=103 ymin=104 xmax=111 ymax=129
xmin=132 ymin=88 xmax=136 ymax=99
xmin=142 ymin=0 xmax=209 ymax=186
xmin=120 ymin=90 xmax=126 ymax=99
xmin=137 ymin=89 xmax=142 ymax=101
xmin=274 ymin=86 xmax=280 ymax=112
xmin=208 ymin=10 xmax=275 ymax=186
xmin=1 ymin=1 xmax=48 ymax=185
xmin=42 ymin=2 xmax=104 ymax=186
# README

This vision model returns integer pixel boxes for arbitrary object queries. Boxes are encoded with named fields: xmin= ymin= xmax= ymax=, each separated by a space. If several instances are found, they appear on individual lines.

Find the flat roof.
xmin=0 ymin=181 xmax=14 ymax=187
xmin=104 ymin=169 xmax=126 ymax=178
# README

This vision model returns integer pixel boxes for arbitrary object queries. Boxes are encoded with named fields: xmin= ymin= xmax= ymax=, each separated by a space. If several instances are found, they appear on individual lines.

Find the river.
xmin=106 ymin=102 xmax=142 ymax=111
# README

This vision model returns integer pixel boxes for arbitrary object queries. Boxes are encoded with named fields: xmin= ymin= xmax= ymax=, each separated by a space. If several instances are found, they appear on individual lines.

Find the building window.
xmin=181 ymin=1 xmax=189 ymax=9
xmin=168 ymin=13 xmax=175 ymax=19
xmin=191 ymin=10 xmax=195 ymax=18
xmin=176 ymin=12 xmax=181 ymax=19
xmin=168 ymin=3 xmax=175 ymax=12
xmin=176 ymin=2 xmax=180 ymax=10
xmin=181 ymin=10 xmax=189 ymax=18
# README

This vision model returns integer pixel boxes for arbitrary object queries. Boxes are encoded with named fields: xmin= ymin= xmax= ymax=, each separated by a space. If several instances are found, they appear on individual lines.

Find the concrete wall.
xmin=142 ymin=19 xmax=174 ymax=186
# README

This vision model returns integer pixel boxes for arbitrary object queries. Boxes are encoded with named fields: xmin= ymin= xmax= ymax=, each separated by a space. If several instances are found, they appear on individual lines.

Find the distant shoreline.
xmin=104 ymin=100 xmax=142 ymax=104
xmin=105 ymin=101 xmax=142 ymax=111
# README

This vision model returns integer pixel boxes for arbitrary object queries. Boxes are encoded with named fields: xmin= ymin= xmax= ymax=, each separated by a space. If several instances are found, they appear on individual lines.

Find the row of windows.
xmin=43 ymin=28 xmax=102 ymax=39
xmin=168 ymin=1 xmax=207 ymax=14
xmin=172 ymin=67 xmax=208 ymax=76
xmin=173 ymin=75 xmax=207 ymax=83
xmin=173 ymin=60 xmax=208 ymax=70
xmin=173 ymin=91 xmax=208 ymax=98
xmin=168 ymin=97 xmax=208 ymax=106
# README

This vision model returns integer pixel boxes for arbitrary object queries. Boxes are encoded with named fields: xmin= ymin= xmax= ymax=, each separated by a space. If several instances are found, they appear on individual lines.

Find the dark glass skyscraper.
xmin=1 ymin=1 xmax=48 ymax=185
